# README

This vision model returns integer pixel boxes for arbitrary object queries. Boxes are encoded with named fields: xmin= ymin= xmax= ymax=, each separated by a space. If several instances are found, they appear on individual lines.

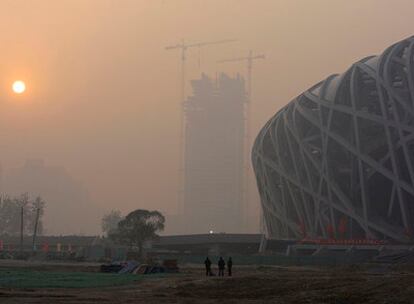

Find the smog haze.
xmin=0 ymin=0 xmax=413 ymax=234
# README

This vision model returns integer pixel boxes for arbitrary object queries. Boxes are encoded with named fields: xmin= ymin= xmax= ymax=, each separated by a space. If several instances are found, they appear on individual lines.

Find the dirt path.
xmin=1 ymin=266 xmax=414 ymax=303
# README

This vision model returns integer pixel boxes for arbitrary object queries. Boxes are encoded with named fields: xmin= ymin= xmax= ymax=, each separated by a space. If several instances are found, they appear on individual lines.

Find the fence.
xmin=157 ymin=254 xmax=356 ymax=266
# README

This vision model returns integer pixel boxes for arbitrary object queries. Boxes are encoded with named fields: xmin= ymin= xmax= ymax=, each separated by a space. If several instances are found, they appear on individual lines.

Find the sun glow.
xmin=12 ymin=80 xmax=26 ymax=94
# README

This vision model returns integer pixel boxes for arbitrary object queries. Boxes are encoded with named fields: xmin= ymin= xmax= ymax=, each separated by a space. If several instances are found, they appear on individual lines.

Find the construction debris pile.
xmin=100 ymin=259 xmax=179 ymax=275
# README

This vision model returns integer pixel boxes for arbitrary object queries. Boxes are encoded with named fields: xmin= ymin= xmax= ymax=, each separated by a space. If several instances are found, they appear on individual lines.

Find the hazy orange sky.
xmin=0 ymin=0 xmax=413 ymax=234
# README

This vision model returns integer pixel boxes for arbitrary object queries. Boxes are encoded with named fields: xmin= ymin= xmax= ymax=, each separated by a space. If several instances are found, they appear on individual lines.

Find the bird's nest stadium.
xmin=252 ymin=36 xmax=414 ymax=243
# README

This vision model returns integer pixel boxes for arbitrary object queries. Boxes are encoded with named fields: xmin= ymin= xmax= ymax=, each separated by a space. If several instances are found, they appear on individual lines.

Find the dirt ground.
xmin=1 ymin=261 xmax=414 ymax=303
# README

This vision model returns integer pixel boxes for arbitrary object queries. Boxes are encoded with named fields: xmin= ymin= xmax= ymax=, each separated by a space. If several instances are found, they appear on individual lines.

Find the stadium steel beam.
xmin=253 ymin=36 xmax=414 ymax=244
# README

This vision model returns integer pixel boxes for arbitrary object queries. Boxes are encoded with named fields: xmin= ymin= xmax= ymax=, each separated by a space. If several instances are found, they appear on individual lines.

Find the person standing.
xmin=218 ymin=256 xmax=226 ymax=277
xmin=204 ymin=257 xmax=212 ymax=276
xmin=227 ymin=257 xmax=233 ymax=276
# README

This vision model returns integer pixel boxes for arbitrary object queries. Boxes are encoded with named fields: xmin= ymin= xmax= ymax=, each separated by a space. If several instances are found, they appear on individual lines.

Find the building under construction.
xmin=183 ymin=73 xmax=247 ymax=234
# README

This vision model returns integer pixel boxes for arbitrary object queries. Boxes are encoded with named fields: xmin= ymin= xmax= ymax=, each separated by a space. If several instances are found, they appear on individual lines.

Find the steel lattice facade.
xmin=252 ymin=36 xmax=414 ymax=243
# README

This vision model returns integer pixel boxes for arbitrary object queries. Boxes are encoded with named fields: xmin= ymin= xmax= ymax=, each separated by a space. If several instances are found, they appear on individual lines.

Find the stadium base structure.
xmin=252 ymin=36 xmax=414 ymax=243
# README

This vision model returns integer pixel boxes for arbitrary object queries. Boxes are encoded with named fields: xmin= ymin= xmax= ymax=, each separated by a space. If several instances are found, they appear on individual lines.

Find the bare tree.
xmin=101 ymin=209 xmax=123 ymax=236
xmin=0 ymin=194 xmax=46 ymax=236
xmin=29 ymin=196 xmax=46 ymax=235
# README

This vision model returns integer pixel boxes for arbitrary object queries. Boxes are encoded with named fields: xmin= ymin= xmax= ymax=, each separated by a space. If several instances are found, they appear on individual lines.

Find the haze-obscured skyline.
xmin=0 ymin=0 xmax=413 ymax=234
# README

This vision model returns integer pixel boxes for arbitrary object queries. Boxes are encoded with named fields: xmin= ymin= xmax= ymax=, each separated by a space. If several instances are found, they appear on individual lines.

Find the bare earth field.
xmin=1 ymin=261 xmax=414 ymax=303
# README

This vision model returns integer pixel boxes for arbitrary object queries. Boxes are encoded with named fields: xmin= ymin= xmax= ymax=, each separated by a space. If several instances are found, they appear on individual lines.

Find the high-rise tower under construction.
xmin=183 ymin=73 xmax=247 ymax=233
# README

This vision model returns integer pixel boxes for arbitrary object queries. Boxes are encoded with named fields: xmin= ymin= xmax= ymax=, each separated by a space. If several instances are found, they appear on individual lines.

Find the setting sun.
xmin=12 ymin=80 xmax=26 ymax=94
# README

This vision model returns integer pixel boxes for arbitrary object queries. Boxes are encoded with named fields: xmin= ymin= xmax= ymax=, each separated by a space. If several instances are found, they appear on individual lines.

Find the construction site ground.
xmin=1 ymin=260 xmax=414 ymax=303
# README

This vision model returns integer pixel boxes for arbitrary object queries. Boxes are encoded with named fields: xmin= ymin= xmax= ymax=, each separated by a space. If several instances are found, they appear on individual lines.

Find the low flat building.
xmin=152 ymin=233 xmax=261 ymax=255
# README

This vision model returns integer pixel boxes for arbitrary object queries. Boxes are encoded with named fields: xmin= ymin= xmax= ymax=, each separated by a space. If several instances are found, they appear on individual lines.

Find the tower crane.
xmin=165 ymin=38 xmax=237 ymax=215
xmin=165 ymin=39 xmax=237 ymax=101
xmin=218 ymin=50 xmax=265 ymax=230
xmin=217 ymin=50 xmax=265 ymax=99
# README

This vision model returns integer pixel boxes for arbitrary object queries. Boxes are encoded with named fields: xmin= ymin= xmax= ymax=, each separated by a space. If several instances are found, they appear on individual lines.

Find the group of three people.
xmin=204 ymin=256 xmax=233 ymax=277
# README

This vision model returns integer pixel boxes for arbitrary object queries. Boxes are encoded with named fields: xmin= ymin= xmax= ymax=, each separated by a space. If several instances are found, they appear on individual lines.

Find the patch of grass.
xmin=0 ymin=269 xmax=152 ymax=288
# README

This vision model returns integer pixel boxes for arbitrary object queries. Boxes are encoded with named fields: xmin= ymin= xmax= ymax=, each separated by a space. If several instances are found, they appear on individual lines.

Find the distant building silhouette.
xmin=183 ymin=73 xmax=246 ymax=233
xmin=4 ymin=159 xmax=98 ymax=235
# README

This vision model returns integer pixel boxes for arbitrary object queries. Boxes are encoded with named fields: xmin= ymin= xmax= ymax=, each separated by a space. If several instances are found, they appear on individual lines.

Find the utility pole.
xmin=165 ymin=39 xmax=237 ymax=219
xmin=20 ymin=206 xmax=24 ymax=256
xmin=32 ymin=208 xmax=40 ymax=252
xmin=218 ymin=50 xmax=265 ymax=231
